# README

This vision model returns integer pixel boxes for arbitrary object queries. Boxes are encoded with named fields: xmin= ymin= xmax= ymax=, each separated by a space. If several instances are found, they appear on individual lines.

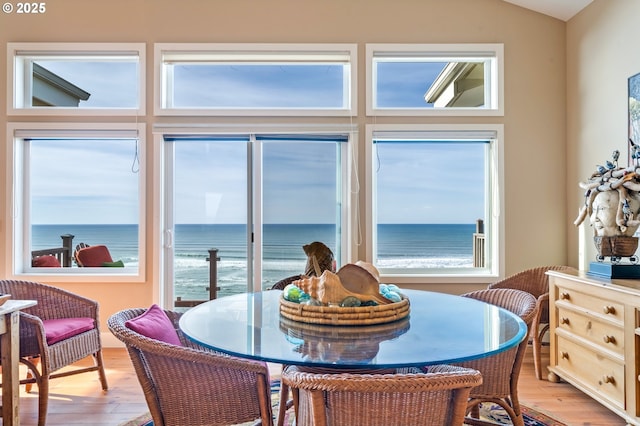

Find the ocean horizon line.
xmin=33 ymin=222 xmax=478 ymax=226
xmin=32 ymin=222 xmax=479 ymax=298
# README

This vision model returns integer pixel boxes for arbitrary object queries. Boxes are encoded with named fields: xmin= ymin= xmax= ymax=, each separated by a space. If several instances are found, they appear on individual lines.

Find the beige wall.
xmin=567 ymin=0 xmax=640 ymax=269
xmin=1 ymin=0 xmax=570 ymax=337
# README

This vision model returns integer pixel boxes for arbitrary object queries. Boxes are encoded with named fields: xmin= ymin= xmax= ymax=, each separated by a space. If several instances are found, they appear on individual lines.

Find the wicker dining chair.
xmin=282 ymin=364 xmax=482 ymax=426
xmin=487 ymin=265 xmax=574 ymax=380
xmin=455 ymin=288 xmax=538 ymax=426
xmin=0 ymin=279 xmax=109 ymax=426
xmin=108 ymin=307 xmax=275 ymax=426
xmin=270 ymin=274 xmax=303 ymax=291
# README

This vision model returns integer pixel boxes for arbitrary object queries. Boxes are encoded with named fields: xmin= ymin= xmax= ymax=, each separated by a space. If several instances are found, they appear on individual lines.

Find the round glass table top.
xmin=179 ymin=289 xmax=527 ymax=369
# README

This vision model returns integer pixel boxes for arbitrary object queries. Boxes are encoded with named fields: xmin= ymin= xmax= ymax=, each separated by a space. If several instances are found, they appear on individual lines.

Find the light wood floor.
xmin=10 ymin=345 xmax=626 ymax=426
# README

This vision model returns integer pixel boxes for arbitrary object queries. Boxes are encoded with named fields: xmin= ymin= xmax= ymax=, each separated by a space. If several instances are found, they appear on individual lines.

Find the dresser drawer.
xmin=557 ymin=307 xmax=624 ymax=355
xmin=555 ymin=284 xmax=624 ymax=323
xmin=555 ymin=335 xmax=624 ymax=408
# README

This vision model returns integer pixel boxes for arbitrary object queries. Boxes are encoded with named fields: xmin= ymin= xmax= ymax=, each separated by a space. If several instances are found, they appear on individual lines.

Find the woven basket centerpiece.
xmin=278 ymin=261 xmax=410 ymax=326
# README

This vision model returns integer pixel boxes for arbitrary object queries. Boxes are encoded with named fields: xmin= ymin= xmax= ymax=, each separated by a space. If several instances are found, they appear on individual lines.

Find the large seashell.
xmin=293 ymin=271 xmax=346 ymax=305
xmin=293 ymin=269 xmax=392 ymax=306
xmin=303 ymin=241 xmax=335 ymax=276
xmin=355 ymin=260 xmax=380 ymax=282
xmin=337 ymin=263 xmax=390 ymax=305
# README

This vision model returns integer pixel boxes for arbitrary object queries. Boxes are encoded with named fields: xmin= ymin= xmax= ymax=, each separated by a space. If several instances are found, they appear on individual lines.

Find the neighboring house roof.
xmin=32 ymin=63 xmax=90 ymax=106
xmin=423 ymin=62 xmax=484 ymax=108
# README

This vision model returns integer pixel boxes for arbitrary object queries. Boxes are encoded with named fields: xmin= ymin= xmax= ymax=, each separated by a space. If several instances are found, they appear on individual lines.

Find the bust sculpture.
xmin=575 ymin=150 xmax=640 ymax=260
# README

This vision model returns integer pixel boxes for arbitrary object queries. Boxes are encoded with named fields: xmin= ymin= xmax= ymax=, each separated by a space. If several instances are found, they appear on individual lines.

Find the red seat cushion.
xmin=125 ymin=304 xmax=183 ymax=346
xmin=43 ymin=317 xmax=95 ymax=345
xmin=76 ymin=245 xmax=113 ymax=267
xmin=33 ymin=255 xmax=61 ymax=267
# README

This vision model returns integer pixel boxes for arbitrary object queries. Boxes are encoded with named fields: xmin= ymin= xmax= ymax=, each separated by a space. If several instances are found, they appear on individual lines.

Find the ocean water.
xmin=32 ymin=223 xmax=475 ymax=300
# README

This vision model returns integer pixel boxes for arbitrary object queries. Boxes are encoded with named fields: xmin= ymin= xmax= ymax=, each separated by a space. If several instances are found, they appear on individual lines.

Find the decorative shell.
xmin=354 ymin=260 xmax=380 ymax=281
xmin=293 ymin=266 xmax=391 ymax=306
xmin=337 ymin=263 xmax=381 ymax=295
xmin=303 ymin=241 xmax=335 ymax=276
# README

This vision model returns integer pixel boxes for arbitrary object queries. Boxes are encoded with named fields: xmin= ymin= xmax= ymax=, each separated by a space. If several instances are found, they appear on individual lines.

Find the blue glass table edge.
xmin=179 ymin=289 xmax=528 ymax=369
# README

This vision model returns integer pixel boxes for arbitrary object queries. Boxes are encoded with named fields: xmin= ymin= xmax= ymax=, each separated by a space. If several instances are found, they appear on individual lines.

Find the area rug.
xmin=480 ymin=403 xmax=567 ymax=426
xmin=119 ymin=384 xmax=566 ymax=426
xmin=119 ymin=380 xmax=294 ymax=426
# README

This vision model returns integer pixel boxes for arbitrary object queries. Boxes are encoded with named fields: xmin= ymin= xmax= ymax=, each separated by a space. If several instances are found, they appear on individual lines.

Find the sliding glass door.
xmin=163 ymin=133 xmax=349 ymax=308
xmin=164 ymin=136 xmax=249 ymax=307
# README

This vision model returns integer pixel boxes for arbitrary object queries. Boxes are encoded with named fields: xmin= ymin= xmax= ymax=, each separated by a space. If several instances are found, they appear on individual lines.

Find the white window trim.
xmin=154 ymin=43 xmax=358 ymax=117
xmin=364 ymin=123 xmax=505 ymax=284
xmin=366 ymin=43 xmax=504 ymax=117
xmin=7 ymin=42 xmax=146 ymax=116
xmin=5 ymin=122 xmax=147 ymax=283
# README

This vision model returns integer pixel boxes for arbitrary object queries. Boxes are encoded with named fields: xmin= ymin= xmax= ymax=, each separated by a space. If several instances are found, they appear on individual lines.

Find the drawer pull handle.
xmin=560 ymin=351 xmax=569 ymax=360
xmin=603 ymin=335 xmax=616 ymax=344
xmin=560 ymin=292 xmax=571 ymax=300
xmin=602 ymin=375 xmax=615 ymax=384
xmin=560 ymin=317 xmax=570 ymax=325
xmin=603 ymin=306 xmax=616 ymax=315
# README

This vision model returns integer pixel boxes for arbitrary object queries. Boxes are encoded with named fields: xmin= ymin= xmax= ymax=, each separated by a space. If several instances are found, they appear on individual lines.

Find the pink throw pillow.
xmin=33 ymin=255 xmax=61 ymax=267
xmin=125 ymin=304 xmax=182 ymax=346
xmin=43 ymin=317 xmax=95 ymax=345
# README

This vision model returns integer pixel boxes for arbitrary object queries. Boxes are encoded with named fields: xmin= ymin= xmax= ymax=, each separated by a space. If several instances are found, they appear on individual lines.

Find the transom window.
xmin=155 ymin=43 xmax=357 ymax=116
xmin=366 ymin=44 xmax=503 ymax=116
xmin=7 ymin=42 xmax=145 ymax=115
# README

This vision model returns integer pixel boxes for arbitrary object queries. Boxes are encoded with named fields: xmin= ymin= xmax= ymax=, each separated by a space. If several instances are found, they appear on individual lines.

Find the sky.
xmin=29 ymin=59 xmax=486 ymax=225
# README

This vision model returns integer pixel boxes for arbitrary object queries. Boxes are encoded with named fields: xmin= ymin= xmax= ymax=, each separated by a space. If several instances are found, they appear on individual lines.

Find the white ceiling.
xmin=503 ymin=0 xmax=593 ymax=21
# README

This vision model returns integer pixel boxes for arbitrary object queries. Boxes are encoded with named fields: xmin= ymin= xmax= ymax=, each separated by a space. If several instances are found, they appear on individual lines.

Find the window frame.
xmin=7 ymin=42 xmax=146 ymax=116
xmin=154 ymin=43 xmax=358 ymax=117
xmin=366 ymin=43 xmax=504 ymax=116
xmin=364 ymin=123 xmax=505 ymax=284
xmin=6 ymin=122 xmax=147 ymax=283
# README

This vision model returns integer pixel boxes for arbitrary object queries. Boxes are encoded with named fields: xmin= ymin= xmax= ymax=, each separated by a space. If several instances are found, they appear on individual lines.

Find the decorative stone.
xmin=340 ymin=296 xmax=361 ymax=307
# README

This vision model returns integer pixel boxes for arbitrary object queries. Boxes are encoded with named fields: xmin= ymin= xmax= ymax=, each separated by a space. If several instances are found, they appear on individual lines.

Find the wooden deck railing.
xmin=473 ymin=219 xmax=485 ymax=268
xmin=31 ymin=234 xmax=75 ymax=267
xmin=175 ymin=248 xmax=220 ymax=307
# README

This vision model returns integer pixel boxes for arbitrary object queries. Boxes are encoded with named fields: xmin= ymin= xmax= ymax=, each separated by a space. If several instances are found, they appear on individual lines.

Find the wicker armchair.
xmin=108 ymin=308 xmax=275 ymax=426
xmin=270 ymin=274 xmax=303 ymax=291
xmin=0 ymin=279 xmax=108 ymax=426
xmin=456 ymin=288 xmax=538 ymax=426
xmin=282 ymin=364 xmax=482 ymax=426
xmin=488 ymin=265 xmax=573 ymax=380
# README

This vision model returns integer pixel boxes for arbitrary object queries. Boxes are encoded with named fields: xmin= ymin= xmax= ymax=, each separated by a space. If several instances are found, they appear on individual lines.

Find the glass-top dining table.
xmin=178 ymin=288 xmax=527 ymax=370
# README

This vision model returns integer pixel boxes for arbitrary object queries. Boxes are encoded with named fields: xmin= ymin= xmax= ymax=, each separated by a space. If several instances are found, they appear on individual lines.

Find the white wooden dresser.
xmin=547 ymin=269 xmax=640 ymax=425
